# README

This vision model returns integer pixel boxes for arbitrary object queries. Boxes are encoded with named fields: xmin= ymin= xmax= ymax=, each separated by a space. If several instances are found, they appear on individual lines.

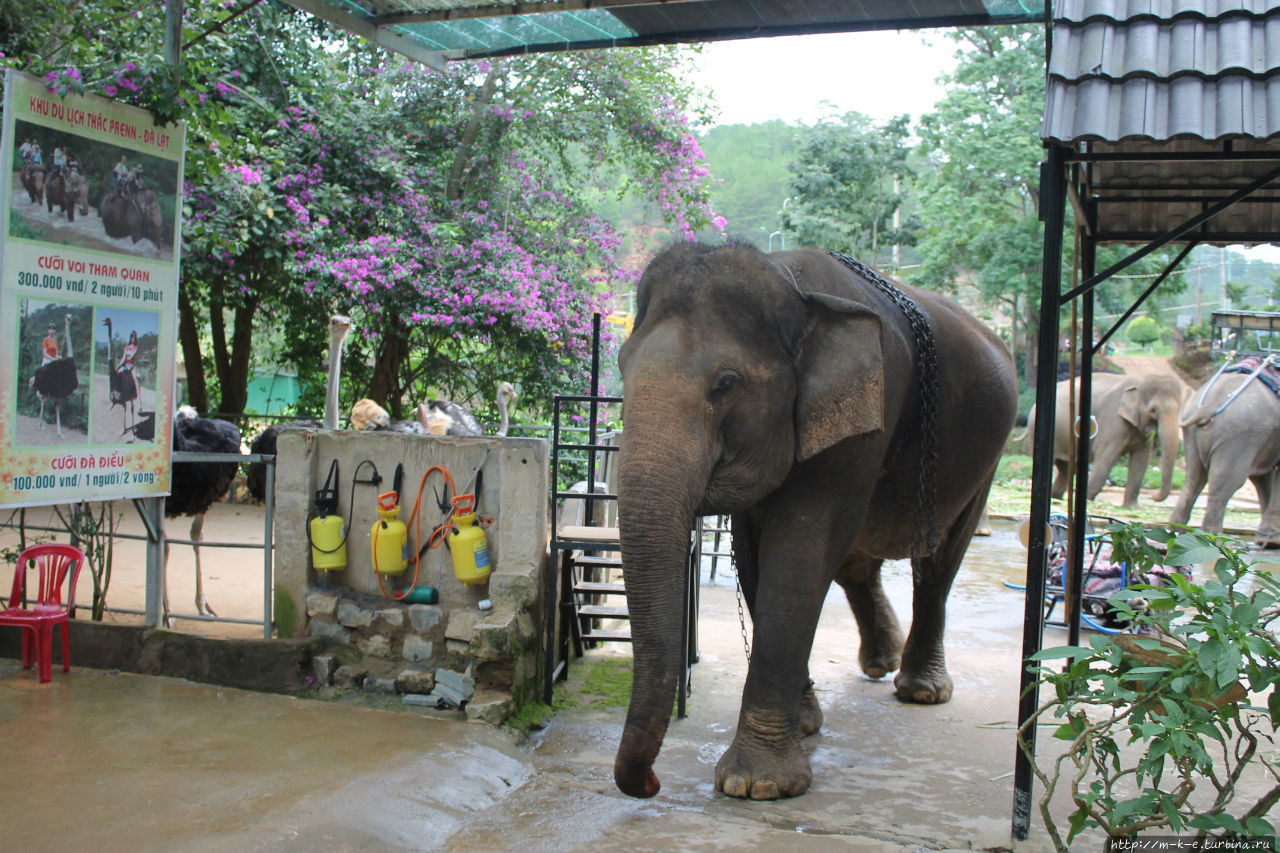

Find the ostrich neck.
xmin=323 ymin=332 xmax=347 ymax=430
xmin=496 ymin=393 xmax=509 ymax=435
xmin=64 ymin=316 xmax=72 ymax=359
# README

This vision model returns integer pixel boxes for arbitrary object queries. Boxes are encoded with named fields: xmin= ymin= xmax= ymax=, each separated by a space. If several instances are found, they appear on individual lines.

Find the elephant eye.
xmin=708 ymin=372 xmax=738 ymax=404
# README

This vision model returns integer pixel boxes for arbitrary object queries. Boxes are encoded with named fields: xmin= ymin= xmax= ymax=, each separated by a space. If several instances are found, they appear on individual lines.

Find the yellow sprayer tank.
xmin=371 ymin=492 xmax=408 ymax=575
xmin=449 ymin=496 xmax=490 ymax=586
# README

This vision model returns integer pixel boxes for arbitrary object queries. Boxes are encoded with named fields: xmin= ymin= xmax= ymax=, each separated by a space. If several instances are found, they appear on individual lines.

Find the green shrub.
xmin=1126 ymin=315 xmax=1162 ymax=348
xmin=1020 ymin=524 xmax=1280 ymax=849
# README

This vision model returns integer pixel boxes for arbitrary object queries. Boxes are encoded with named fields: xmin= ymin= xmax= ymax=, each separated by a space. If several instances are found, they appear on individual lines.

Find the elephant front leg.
xmin=715 ymin=560 xmax=827 ymax=800
xmin=1120 ymin=446 xmax=1150 ymax=509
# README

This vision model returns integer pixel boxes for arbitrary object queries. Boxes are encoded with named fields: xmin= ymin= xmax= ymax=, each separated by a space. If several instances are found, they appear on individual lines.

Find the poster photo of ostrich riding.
xmin=15 ymin=300 xmax=91 ymax=445
xmin=94 ymin=308 xmax=159 ymax=444
xmin=9 ymin=118 xmax=178 ymax=261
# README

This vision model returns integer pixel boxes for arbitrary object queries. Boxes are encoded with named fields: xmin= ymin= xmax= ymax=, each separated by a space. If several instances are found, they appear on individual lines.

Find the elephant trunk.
xmin=613 ymin=420 xmax=707 ymax=799
xmin=1155 ymin=408 xmax=1179 ymax=502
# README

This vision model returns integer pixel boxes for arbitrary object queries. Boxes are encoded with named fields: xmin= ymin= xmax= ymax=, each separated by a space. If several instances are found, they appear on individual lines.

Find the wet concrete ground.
xmin=14 ymin=517 xmax=1273 ymax=851
xmin=1 ymin=520 xmax=1065 ymax=851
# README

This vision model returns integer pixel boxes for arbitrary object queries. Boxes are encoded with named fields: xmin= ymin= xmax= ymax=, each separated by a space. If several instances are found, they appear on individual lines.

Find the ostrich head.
xmin=324 ymin=314 xmax=353 ymax=430
xmin=496 ymin=382 xmax=518 ymax=437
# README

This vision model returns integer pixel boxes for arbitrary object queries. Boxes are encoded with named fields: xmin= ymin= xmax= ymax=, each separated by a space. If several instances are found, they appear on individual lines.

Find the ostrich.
xmin=245 ymin=419 xmax=320 ymax=502
xmin=416 ymin=382 xmax=518 ymax=436
xmin=324 ymin=315 xmax=352 ymax=430
xmin=167 ymin=405 xmax=241 ymax=619
xmin=102 ymin=317 xmax=139 ymax=435
xmin=29 ymin=313 xmax=79 ymax=437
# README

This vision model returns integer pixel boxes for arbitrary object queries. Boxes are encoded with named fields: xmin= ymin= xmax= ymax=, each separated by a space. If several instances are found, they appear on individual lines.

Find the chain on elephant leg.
xmin=715 ymin=707 xmax=813 ymax=800
xmin=799 ymin=679 xmax=823 ymax=736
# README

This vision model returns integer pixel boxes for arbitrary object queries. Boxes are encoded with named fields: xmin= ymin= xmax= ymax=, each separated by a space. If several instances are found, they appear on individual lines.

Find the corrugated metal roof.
xmin=1045 ymin=0 xmax=1280 ymax=245
xmin=282 ymin=0 xmax=1044 ymax=66
xmin=1044 ymin=1 xmax=1280 ymax=141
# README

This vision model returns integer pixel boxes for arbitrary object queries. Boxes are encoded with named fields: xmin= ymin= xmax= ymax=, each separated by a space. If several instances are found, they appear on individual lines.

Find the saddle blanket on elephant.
xmin=1224 ymin=356 xmax=1280 ymax=397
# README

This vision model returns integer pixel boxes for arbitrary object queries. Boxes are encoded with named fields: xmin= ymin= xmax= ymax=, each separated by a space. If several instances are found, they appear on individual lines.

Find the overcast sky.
xmin=687 ymin=29 xmax=961 ymax=127
xmin=686 ymin=30 xmax=1280 ymax=262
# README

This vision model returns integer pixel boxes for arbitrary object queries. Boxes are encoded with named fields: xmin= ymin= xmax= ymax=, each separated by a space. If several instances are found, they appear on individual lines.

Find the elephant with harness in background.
xmin=612 ymin=243 xmax=1018 ymax=801
xmin=1171 ymin=357 xmax=1280 ymax=546
xmin=1026 ymin=372 xmax=1185 ymax=508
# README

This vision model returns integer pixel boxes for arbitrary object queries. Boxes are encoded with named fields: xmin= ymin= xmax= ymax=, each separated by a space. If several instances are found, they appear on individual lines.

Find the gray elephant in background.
xmin=1026 ymin=373 xmax=1185 ymax=508
xmin=1171 ymin=372 xmax=1280 ymax=545
xmin=614 ymin=243 xmax=1017 ymax=802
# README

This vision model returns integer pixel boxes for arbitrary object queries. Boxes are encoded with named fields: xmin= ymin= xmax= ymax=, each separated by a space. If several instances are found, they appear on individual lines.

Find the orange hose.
xmin=377 ymin=464 xmax=471 ymax=601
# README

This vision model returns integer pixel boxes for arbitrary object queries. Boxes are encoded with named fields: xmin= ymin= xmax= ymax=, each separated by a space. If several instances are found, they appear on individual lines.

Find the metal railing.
xmin=0 ymin=450 xmax=276 ymax=639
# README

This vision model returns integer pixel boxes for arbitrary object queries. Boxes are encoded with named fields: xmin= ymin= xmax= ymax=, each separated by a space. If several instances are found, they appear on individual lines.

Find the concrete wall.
xmin=273 ymin=428 xmax=549 ymax=720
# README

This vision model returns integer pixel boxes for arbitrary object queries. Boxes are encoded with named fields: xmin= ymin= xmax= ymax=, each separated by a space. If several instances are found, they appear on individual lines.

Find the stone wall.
xmin=273 ymin=429 xmax=548 ymax=721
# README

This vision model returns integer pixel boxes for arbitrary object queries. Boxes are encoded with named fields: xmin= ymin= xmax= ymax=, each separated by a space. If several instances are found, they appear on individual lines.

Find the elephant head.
xmin=613 ymin=243 xmax=885 ymax=798
xmin=68 ymin=171 xmax=89 ymax=217
xmin=1115 ymin=374 xmax=1183 ymax=502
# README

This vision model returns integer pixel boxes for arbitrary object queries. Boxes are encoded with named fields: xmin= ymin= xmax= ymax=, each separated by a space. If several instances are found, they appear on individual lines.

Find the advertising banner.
xmin=0 ymin=69 xmax=185 ymax=508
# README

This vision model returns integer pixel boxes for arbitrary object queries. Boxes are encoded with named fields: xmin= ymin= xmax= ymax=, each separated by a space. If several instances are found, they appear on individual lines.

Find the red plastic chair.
xmin=0 ymin=543 xmax=85 ymax=683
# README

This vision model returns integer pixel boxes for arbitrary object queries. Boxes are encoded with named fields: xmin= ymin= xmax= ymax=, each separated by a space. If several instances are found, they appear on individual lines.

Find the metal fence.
xmin=0 ymin=450 xmax=276 ymax=639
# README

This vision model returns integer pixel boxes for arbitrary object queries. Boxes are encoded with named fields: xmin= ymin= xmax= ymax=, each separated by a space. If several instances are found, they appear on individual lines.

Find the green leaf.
xmin=1029 ymin=645 xmax=1093 ymax=661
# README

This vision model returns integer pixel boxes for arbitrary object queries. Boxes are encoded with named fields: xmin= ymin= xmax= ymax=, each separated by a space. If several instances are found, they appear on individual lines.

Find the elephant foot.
xmin=715 ymin=712 xmax=811 ymax=800
xmin=798 ymin=682 xmax=823 ymax=736
xmin=894 ymin=661 xmax=953 ymax=704
xmin=1253 ymin=528 xmax=1280 ymax=549
xmin=859 ymin=629 xmax=904 ymax=679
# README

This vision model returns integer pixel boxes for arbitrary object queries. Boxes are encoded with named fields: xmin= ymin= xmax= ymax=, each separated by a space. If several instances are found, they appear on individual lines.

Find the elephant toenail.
xmin=750 ymin=780 xmax=781 ymax=800
xmin=722 ymin=775 xmax=748 ymax=798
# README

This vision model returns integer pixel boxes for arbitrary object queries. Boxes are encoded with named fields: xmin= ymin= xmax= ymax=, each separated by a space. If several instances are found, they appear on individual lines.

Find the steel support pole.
xmin=143 ymin=496 xmax=167 ymax=628
xmin=263 ymin=457 xmax=275 ymax=639
xmin=1012 ymin=144 xmax=1068 ymax=840
xmin=1067 ymin=237 xmax=1097 ymax=647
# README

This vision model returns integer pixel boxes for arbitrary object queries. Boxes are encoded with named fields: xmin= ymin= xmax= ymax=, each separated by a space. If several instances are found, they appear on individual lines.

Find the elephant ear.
xmin=1118 ymin=384 xmax=1142 ymax=430
xmin=793 ymin=291 xmax=884 ymax=462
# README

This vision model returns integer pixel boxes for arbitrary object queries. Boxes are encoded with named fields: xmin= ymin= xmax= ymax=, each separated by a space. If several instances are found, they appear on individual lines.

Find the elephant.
xmin=1029 ymin=373 xmax=1185 ymax=508
xmin=100 ymin=188 xmax=162 ymax=246
xmin=1170 ymin=369 xmax=1280 ymax=545
xmin=45 ymin=168 xmax=89 ymax=221
xmin=613 ymin=243 xmax=1018 ymax=801
xmin=19 ymin=162 xmax=44 ymax=204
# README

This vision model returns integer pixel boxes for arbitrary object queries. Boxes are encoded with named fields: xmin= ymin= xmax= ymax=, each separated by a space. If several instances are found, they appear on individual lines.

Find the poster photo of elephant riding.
xmin=8 ymin=118 xmax=176 ymax=260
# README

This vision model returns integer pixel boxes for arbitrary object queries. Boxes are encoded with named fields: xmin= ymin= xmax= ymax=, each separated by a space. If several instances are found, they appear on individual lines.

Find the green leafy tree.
xmin=697 ymin=120 xmax=798 ymax=247
xmin=2 ymin=2 xmax=724 ymax=420
xmin=910 ymin=26 xmax=1047 ymax=385
xmin=783 ymin=111 xmax=916 ymax=261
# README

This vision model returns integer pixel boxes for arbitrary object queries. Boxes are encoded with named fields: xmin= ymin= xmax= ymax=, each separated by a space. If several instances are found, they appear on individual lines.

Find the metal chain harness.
xmin=725 ymin=253 xmax=943 ymax=664
xmin=827 ymin=251 xmax=941 ymax=557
